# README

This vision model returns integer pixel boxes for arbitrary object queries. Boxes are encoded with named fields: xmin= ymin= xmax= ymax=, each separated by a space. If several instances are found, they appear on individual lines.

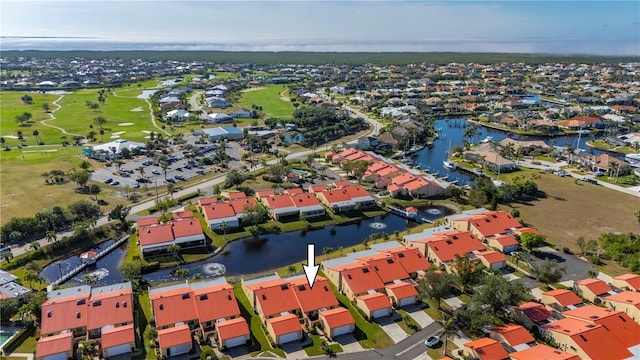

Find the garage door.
xmin=43 ymin=353 xmax=67 ymax=360
xmin=372 ymin=308 xmax=389 ymax=319
xmin=168 ymin=343 xmax=189 ymax=356
xmin=398 ymin=297 xmax=415 ymax=307
xmin=332 ymin=324 xmax=352 ymax=337
xmin=278 ymin=331 xmax=299 ymax=344
xmin=491 ymin=262 xmax=504 ymax=269
xmin=105 ymin=344 xmax=131 ymax=357
xmin=224 ymin=336 xmax=246 ymax=348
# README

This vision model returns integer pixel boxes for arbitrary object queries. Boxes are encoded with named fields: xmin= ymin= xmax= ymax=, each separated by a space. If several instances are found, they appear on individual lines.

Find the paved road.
xmin=320 ymin=91 xmax=384 ymax=136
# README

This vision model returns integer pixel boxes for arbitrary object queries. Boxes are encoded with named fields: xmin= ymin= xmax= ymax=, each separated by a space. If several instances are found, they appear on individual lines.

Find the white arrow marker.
xmin=303 ymin=243 xmax=320 ymax=289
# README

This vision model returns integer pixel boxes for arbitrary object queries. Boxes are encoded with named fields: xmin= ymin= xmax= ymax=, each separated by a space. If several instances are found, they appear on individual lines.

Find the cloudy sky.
xmin=2 ymin=1 xmax=639 ymax=55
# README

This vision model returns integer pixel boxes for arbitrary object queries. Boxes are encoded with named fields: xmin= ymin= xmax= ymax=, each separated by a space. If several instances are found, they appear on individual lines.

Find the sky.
xmin=1 ymin=1 xmax=639 ymax=55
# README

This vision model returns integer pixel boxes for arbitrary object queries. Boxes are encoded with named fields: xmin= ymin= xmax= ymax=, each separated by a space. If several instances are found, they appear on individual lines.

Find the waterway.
xmin=413 ymin=118 xmax=602 ymax=186
xmin=41 ymin=209 xmax=451 ymax=286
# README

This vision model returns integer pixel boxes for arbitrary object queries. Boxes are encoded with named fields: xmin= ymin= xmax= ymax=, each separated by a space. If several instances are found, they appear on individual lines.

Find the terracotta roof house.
xmin=573 ymin=278 xmax=614 ymax=302
xmin=261 ymin=194 xmax=299 ymax=220
xmin=319 ymin=307 xmax=356 ymax=339
xmin=374 ymin=245 xmax=429 ymax=279
xmin=191 ymin=280 xmax=244 ymax=337
xmin=541 ymin=289 xmax=583 ymax=313
xmin=356 ymin=292 xmax=393 ymax=319
xmin=447 ymin=210 xmax=524 ymax=242
xmin=199 ymin=197 xmax=258 ymax=230
xmin=291 ymin=193 xmax=325 ymax=219
xmin=150 ymin=283 xmax=199 ymax=330
xmin=289 ymin=276 xmax=341 ymax=326
xmin=476 ymin=250 xmax=507 ymax=269
xmin=488 ymin=324 xmax=535 ymax=352
xmin=462 ymin=337 xmax=510 ymax=360
xmin=35 ymin=332 xmax=73 ymax=360
xmin=542 ymin=318 xmax=632 ymax=360
xmin=562 ymin=304 xmax=640 ymax=348
xmin=486 ymin=234 xmax=519 ymax=254
xmin=512 ymin=302 xmax=554 ymax=331
xmin=339 ymin=265 xmax=386 ymax=301
xmin=265 ymin=313 xmax=303 ymax=344
xmin=385 ymin=281 xmax=418 ymax=308
xmin=602 ymin=291 xmax=640 ymax=324
xmin=101 ymin=324 xmax=136 ymax=359
xmin=612 ymin=273 xmax=640 ymax=292
xmin=137 ymin=216 xmax=206 ymax=257
xmin=390 ymin=173 xmax=445 ymax=198
xmin=215 ymin=317 xmax=251 ymax=349
xmin=409 ymin=230 xmax=486 ymax=267
xmin=255 ymin=190 xmax=276 ymax=198
xmin=317 ymin=185 xmax=375 ymax=213
xmin=509 ymin=344 xmax=580 ymax=360
xmin=355 ymin=253 xmax=411 ymax=285
xmin=158 ymin=324 xmax=193 ymax=358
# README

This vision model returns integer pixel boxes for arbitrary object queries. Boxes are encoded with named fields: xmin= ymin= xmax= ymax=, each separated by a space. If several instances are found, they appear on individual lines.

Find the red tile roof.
xmin=380 ymin=246 xmax=429 ymax=274
xmin=138 ymin=223 xmax=174 ymax=246
xmin=490 ymin=324 xmax=534 ymax=346
xmin=192 ymin=283 xmax=241 ymax=323
xmin=357 ymin=254 xmax=410 ymax=283
xmin=151 ymin=288 xmax=198 ymax=328
xmin=254 ymin=280 xmax=300 ymax=317
xmin=86 ymin=290 xmax=133 ymax=331
xmin=605 ymin=290 xmax=640 ymax=306
xmin=575 ymin=278 xmax=612 ymax=296
xmin=614 ymin=273 xmax=640 ymax=290
xmin=202 ymin=202 xmax=237 ymax=220
xmin=510 ymin=344 xmax=580 ymax=360
xmin=137 ymin=217 xmax=159 ymax=227
xmin=320 ymin=307 xmax=355 ymax=329
xmin=263 ymin=195 xmax=296 ymax=209
xmin=542 ymin=289 xmax=582 ymax=307
xmin=267 ymin=313 xmax=301 ymax=336
xmin=158 ymin=324 xmax=192 ymax=350
xmin=321 ymin=188 xmax=352 ymax=204
xmin=255 ymin=190 xmax=276 ymax=198
xmin=467 ymin=211 xmax=522 ymax=237
xmin=228 ymin=192 xmax=247 ymax=199
xmin=489 ymin=234 xmax=519 ymax=248
xmin=357 ymin=292 xmax=392 ymax=311
xmin=172 ymin=210 xmax=193 ymax=220
xmin=216 ymin=317 xmax=250 ymax=341
xmin=476 ymin=250 xmax=506 ymax=265
xmin=463 ymin=337 xmax=509 ymax=360
xmin=290 ymin=193 xmax=322 ymax=208
xmin=285 ymin=188 xmax=304 ymax=195
xmin=289 ymin=277 xmax=339 ymax=313
xmin=101 ymin=324 xmax=135 ymax=349
xmin=333 ymin=180 xmax=352 ymax=188
xmin=36 ymin=332 xmax=72 ymax=358
xmin=171 ymin=218 xmax=204 ymax=238
xmin=341 ymin=265 xmax=385 ymax=294
xmin=516 ymin=302 xmax=552 ymax=323
xmin=543 ymin=318 xmax=632 ymax=360
xmin=562 ymin=304 xmax=640 ymax=348
xmin=422 ymin=232 xmax=486 ymax=263
xmin=309 ymin=185 xmax=328 ymax=193
xmin=229 ymin=197 xmax=257 ymax=214
xmin=41 ymin=294 xmax=89 ymax=335
xmin=385 ymin=282 xmax=418 ymax=300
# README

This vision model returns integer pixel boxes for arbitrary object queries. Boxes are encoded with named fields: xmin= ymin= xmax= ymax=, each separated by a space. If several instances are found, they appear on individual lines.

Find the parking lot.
xmin=91 ymin=140 xmax=243 ymax=191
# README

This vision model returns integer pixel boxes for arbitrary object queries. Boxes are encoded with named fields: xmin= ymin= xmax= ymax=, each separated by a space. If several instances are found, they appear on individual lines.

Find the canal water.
xmin=414 ymin=118 xmax=601 ymax=185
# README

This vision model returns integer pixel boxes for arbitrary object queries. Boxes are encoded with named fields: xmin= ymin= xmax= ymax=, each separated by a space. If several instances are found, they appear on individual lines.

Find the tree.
xmin=15 ymin=112 xmax=32 ymax=126
xmin=167 ymin=183 xmax=175 ymax=198
xmin=1 ymin=137 xmax=5 ymax=148
xmin=0 ymin=298 xmax=20 ymax=322
xmin=42 ymin=103 xmax=50 ymax=112
xmin=220 ymin=220 xmax=229 ymax=240
xmin=93 ymin=116 xmax=107 ymax=129
xmin=454 ymin=254 xmax=484 ymax=293
xmin=17 ymin=291 xmax=46 ymax=324
xmin=29 ymin=241 xmax=40 ymax=252
xmin=108 ymin=204 xmax=131 ymax=227
xmin=155 ymin=197 xmax=173 ymax=215
xmin=242 ymin=204 xmax=268 ymax=227
xmin=32 ymin=129 xmax=41 ymax=144
xmin=167 ymin=244 xmax=181 ymax=260
xmin=287 ymin=264 xmax=297 ymax=275
xmin=470 ymin=274 xmax=529 ymax=317
xmin=530 ymin=259 xmax=566 ymax=287
xmin=576 ymin=236 xmax=586 ymax=256
xmin=418 ymin=268 xmax=457 ymax=310
xmin=79 ymin=160 xmax=91 ymax=171
xmin=23 ymin=269 xmax=39 ymax=289
xmin=21 ymin=94 xmax=33 ymax=104
xmin=520 ymin=232 xmax=546 ymax=252
xmin=69 ymin=169 xmax=91 ymax=189
xmin=445 ymin=185 xmax=465 ymax=202
xmin=45 ymin=230 xmax=57 ymax=243
xmin=226 ymin=169 xmax=245 ymax=188
xmin=120 ymin=261 xmax=142 ymax=281
xmin=88 ymin=184 xmax=101 ymax=201
xmin=438 ymin=316 xmax=458 ymax=356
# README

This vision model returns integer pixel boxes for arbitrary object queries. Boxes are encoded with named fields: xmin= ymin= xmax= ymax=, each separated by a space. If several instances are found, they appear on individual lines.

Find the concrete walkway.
xmin=5 ymin=353 xmax=34 ymax=360
xmin=404 ymin=304 xmax=435 ymax=328
xmin=443 ymin=295 xmax=464 ymax=310
xmin=376 ymin=312 xmax=409 ymax=344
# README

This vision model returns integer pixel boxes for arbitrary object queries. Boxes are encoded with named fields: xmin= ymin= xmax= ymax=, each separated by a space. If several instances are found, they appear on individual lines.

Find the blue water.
xmin=284 ymin=132 xmax=303 ymax=143
xmin=413 ymin=118 xmax=601 ymax=185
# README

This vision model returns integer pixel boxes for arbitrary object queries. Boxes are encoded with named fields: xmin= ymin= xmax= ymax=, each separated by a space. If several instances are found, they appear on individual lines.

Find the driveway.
xmin=375 ymin=311 xmax=409 ymax=344
xmin=532 ymin=246 xmax=597 ymax=282
xmin=443 ymin=295 xmax=463 ymax=310
xmin=403 ymin=304 xmax=435 ymax=328
xmin=334 ymin=333 xmax=364 ymax=353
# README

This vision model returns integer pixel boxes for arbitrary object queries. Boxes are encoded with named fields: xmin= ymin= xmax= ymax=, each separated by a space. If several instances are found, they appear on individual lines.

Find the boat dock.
xmin=385 ymin=205 xmax=433 ymax=224
xmin=47 ymin=236 xmax=128 ymax=291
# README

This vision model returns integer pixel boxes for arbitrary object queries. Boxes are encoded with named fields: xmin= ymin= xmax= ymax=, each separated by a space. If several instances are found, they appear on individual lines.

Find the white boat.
xmin=443 ymin=161 xmax=457 ymax=170
xmin=625 ymin=153 xmax=640 ymax=167
xmin=481 ymin=136 xmax=494 ymax=143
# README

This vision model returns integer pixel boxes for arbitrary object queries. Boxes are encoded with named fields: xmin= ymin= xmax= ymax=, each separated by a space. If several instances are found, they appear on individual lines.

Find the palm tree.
xmin=0 ymin=137 xmax=5 ymax=148
xmin=45 ymin=231 xmax=57 ymax=243
xmin=167 ymin=244 xmax=181 ymax=261
xmin=287 ymin=265 xmax=297 ymax=275
xmin=438 ymin=316 xmax=458 ymax=356
xmin=29 ymin=241 xmax=40 ymax=252
xmin=220 ymin=221 xmax=229 ymax=241
xmin=137 ymin=166 xmax=145 ymax=180
xmin=32 ymin=130 xmax=40 ymax=144
xmin=93 ymin=116 xmax=107 ymax=129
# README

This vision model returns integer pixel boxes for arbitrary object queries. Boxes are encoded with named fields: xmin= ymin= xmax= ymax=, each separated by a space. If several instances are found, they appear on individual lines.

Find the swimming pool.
xmin=0 ymin=329 xmax=18 ymax=349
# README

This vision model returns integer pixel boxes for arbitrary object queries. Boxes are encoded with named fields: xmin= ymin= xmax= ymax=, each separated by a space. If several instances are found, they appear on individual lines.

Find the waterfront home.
xmin=488 ymin=324 xmax=535 ymax=352
xmin=316 ymin=185 xmax=376 ymax=213
xmin=37 ymin=283 xmax=135 ymax=360
xmin=509 ymin=344 xmax=580 ymax=360
xmin=241 ymin=275 xmax=303 ymax=344
xmin=498 ymin=138 xmax=549 ymax=155
xmin=199 ymin=197 xmax=257 ymax=230
xmin=158 ymin=325 xmax=192 ymax=358
xmin=612 ymin=273 xmax=640 ymax=292
xmin=370 ymin=243 xmax=429 ymax=279
xmin=0 ymin=269 xmax=31 ymax=302
xmin=542 ymin=318 xmax=631 ymax=360
xmin=445 ymin=209 xmax=531 ymax=252
xmin=541 ymin=289 xmax=583 ymax=314
xmin=462 ymin=337 xmax=510 ymax=360
xmin=288 ymin=275 xmax=348 ymax=328
xmin=601 ymin=291 xmax=640 ymax=324
xmin=137 ymin=216 xmax=205 ymax=257
xmin=577 ymin=153 xmax=627 ymax=174
xmin=573 ymin=278 xmax=615 ymax=303
xmin=291 ymin=193 xmax=326 ymax=219
xmin=463 ymin=143 xmax=517 ymax=173
xmin=261 ymin=194 xmax=299 ymax=220
xmin=390 ymin=172 xmax=445 ymax=198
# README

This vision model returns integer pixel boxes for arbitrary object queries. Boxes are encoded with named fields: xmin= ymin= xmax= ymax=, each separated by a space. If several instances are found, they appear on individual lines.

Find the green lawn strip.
xmin=423 ymin=299 xmax=445 ymax=321
xmin=232 ymin=283 xmax=286 ymax=358
xmin=1 ymin=356 xmax=30 ymax=360
xmin=595 ymin=175 xmax=639 ymax=188
xmin=136 ymin=291 xmax=157 ymax=360
xmin=396 ymin=309 xmax=421 ymax=335
xmin=322 ymin=272 xmax=393 ymax=349
xmin=303 ymin=333 xmax=343 ymax=356
xmin=11 ymin=334 xmax=37 ymax=353
xmin=238 ymin=84 xmax=295 ymax=119
xmin=426 ymin=339 xmax=458 ymax=360
xmin=457 ymin=294 xmax=471 ymax=303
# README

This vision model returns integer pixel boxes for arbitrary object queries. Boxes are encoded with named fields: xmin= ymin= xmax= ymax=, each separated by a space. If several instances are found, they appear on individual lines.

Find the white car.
xmin=424 ymin=336 xmax=440 ymax=348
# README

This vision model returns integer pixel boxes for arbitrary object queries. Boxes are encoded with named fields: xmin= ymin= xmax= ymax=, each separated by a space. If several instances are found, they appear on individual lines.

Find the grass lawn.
xmin=426 ymin=339 xmax=459 ymax=360
xmin=238 ymin=84 xmax=295 ymax=119
xmin=12 ymin=334 xmax=37 ymax=353
xmin=303 ymin=334 xmax=343 ymax=356
xmin=136 ymin=291 xmax=157 ymax=360
xmin=323 ymin=272 xmax=393 ymax=349
xmin=396 ymin=309 xmax=421 ymax=335
xmin=501 ymin=171 xmax=638 ymax=254
xmin=0 ymin=91 xmax=64 ymax=144
xmin=596 ymin=174 xmax=640 ymax=188
xmin=233 ymin=283 xmax=286 ymax=358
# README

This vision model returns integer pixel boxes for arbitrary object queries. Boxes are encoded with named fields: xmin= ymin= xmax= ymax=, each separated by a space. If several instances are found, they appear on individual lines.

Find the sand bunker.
xmin=144 ymin=136 xmax=151 ymax=139
xmin=23 ymin=149 xmax=59 ymax=153
xmin=141 ymin=130 xmax=152 ymax=134
xmin=112 ymin=131 xmax=126 ymax=135
xmin=118 ymin=122 xmax=134 ymax=126
xmin=130 ymin=107 xmax=143 ymax=112
xmin=110 ymin=135 xmax=121 ymax=139
xmin=3 ymin=135 xmax=18 ymax=139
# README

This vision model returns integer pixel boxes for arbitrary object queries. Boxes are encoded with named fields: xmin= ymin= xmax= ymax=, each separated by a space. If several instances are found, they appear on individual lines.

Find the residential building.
xmin=230 ymin=107 xmax=253 ymax=118
xmin=462 ymin=337 xmax=510 ymax=360
xmin=199 ymin=197 xmax=257 ymax=230
xmin=35 ymin=333 xmax=74 ymax=360
xmin=158 ymin=324 xmax=192 ymax=358
xmin=288 ymin=276 xmax=345 ymax=327
xmin=488 ymin=324 xmax=535 ymax=352
xmin=318 ymin=307 xmax=356 ymax=339
xmin=407 ymin=230 xmax=486 ymax=268
xmin=563 ymin=304 xmax=640 ymax=349
xmin=509 ymin=344 xmax=580 ymax=360
xmin=573 ymin=278 xmax=614 ymax=302
xmin=602 ymin=291 xmax=640 ymax=324
xmin=137 ymin=215 xmax=206 ymax=257
xmin=612 ymin=273 xmax=640 ymax=292
xmin=541 ymin=289 xmax=583 ymax=314
xmin=0 ymin=269 xmax=30 ymax=302
xmin=476 ymin=250 xmax=507 ymax=269
xmin=261 ymin=195 xmax=299 ymax=220
xmin=463 ymin=143 xmax=517 ymax=173
xmin=512 ymin=302 xmax=554 ymax=332
xmin=316 ymin=185 xmax=376 ymax=213
xmin=355 ymin=292 xmax=393 ymax=319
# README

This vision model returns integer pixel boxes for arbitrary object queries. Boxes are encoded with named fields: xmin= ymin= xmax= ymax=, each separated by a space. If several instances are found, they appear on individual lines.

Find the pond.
xmin=40 ymin=239 xmax=127 ymax=286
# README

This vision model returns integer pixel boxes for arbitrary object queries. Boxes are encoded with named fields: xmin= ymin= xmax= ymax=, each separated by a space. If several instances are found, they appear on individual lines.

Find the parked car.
xmin=143 ymin=160 xmax=153 ymax=166
xmin=152 ymin=170 xmax=161 ymax=175
xmin=196 ymin=169 xmax=205 ymax=174
xmin=104 ymin=178 xmax=113 ymax=184
xmin=166 ymin=178 xmax=176 ymax=183
xmin=111 ymin=181 xmax=120 ymax=186
xmin=133 ymin=183 xmax=141 ymax=188
xmin=175 ymin=175 xmax=186 ymax=181
xmin=593 ymin=171 xmax=605 ymax=176
xmin=424 ymin=336 xmax=440 ymax=348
